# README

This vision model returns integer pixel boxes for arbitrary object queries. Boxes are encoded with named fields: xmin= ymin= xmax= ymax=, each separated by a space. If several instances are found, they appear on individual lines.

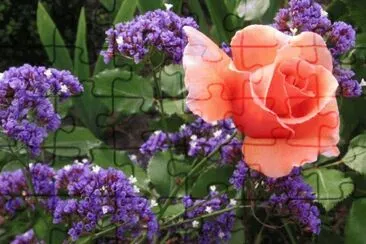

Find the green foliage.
xmin=191 ymin=165 xmax=234 ymax=198
xmin=340 ymin=0 xmax=366 ymax=31
xmin=93 ymin=68 xmax=154 ymax=115
xmin=205 ymin=0 xmax=233 ymax=42
xmin=343 ymin=133 xmax=366 ymax=174
xmin=137 ymin=0 xmax=164 ymax=13
xmin=74 ymin=7 xmax=89 ymax=81
xmin=303 ymin=168 xmax=354 ymax=211
xmin=44 ymin=126 xmax=102 ymax=157
xmin=37 ymin=2 xmax=73 ymax=71
xmin=147 ymin=152 xmax=191 ymax=196
xmin=345 ymin=198 xmax=366 ymax=244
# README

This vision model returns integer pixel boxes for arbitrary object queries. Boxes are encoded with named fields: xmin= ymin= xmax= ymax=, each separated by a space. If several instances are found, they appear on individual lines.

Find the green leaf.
xmin=338 ymin=97 xmax=361 ymax=148
xmin=261 ymin=0 xmax=282 ymax=24
xmin=93 ymin=69 xmax=154 ymax=114
xmin=345 ymin=198 xmax=366 ymax=244
xmin=75 ymin=236 xmax=92 ymax=244
xmin=340 ymin=0 xmax=366 ymax=31
xmin=72 ymin=81 xmax=109 ymax=138
xmin=160 ymin=65 xmax=185 ymax=97
xmin=161 ymin=203 xmax=185 ymax=218
xmin=137 ymin=0 xmax=163 ymax=12
xmin=100 ymin=0 xmax=124 ymax=18
xmin=230 ymin=219 xmax=245 ymax=244
xmin=205 ymin=0 xmax=232 ymax=42
xmin=187 ymin=0 xmax=209 ymax=35
xmin=162 ymin=99 xmax=186 ymax=115
xmin=44 ymin=126 xmax=102 ymax=157
xmin=170 ymin=0 xmax=183 ymax=13
xmin=191 ymin=165 xmax=234 ymax=198
xmin=147 ymin=152 xmax=173 ymax=196
xmin=303 ymin=168 xmax=354 ymax=211
xmin=93 ymin=0 xmax=137 ymax=75
xmin=37 ymin=2 xmax=72 ymax=70
xmin=343 ymin=133 xmax=366 ymax=174
xmin=147 ymin=152 xmax=191 ymax=196
xmin=74 ymin=7 xmax=89 ymax=81
xmin=33 ymin=211 xmax=52 ymax=241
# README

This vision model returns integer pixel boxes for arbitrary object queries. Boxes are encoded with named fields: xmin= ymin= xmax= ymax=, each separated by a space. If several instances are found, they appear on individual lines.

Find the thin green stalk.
xmin=254 ymin=215 xmax=269 ymax=244
xmin=160 ymin=205 xmax=249 ymax=230
xmin=158 ymin=132 xmax=237 ymax=218
xmin=163 ymin=189 xmax=234 ymax=224
xmin=151 ymin=62 xmax=178 ymax=192
xmin=283 ymin=221 xmax=297 ymax=244
xmin=93 ymin=224 xmax=118 ymax=240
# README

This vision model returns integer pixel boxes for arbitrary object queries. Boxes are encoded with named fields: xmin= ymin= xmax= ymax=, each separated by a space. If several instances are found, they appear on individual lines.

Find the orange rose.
xmin=182 ymin=25 xmax=340 ymax=177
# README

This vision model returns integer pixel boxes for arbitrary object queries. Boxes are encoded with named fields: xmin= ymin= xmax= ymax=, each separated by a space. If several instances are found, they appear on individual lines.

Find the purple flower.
xmin=328 ymin=21 xmax=356 ymax=56
xmin=0 ymin=163 xmax=56 ymax=217
xmin=333 ymin=64 xmax=362 ymax=97
xmin=181 ymin=191 xmax=236 ymax=243
xmin=11 ymin=229 xmax=43 ymax=244
xmin=139 ymin=118 xmax=239 ymax=167
xmin=53 ymin=163 xmax=158 ymax=241
xmin=101 ymin=10 xmax=198 ymax=64
xmin=229 ymin=160 xmax=248 ymax=190
xmin=221 ymin=42 xmax=232 ymax=58
xmin=264 ymin=168 xmax=321 ymax=234
xmin=273 ymin=0 xmax=331 ymax=35
xmin=0 ymin=64 xmax=83 ymax=155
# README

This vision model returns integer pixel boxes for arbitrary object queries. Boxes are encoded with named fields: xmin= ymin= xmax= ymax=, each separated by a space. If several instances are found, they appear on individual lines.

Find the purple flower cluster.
xmin=328 ymin=21 xmax=356 ymax=56
xmin=221 ymin=42 xmax=232 ymax=58
xmin=273 ymin=0 xmax=360 ymax=97
xmin=139 ymin=118 xmax=241 ymax=167
xmin=181 ymin=190 xmax=236 ymax=243
xmin=273 ymin=0 xmax=331 ymax=34
xmin=333 ymin=64 xmax=362 ymax=97
xmin=229 ymin=160 xmax=249 ymax=190
xmin=11 ymin=229 xmax=43 ymax=244
xmin=0 ymin=162 xmax=158 ymax=242
xmin=0 ymin=64 xmax=83 ymax=155
xmin=264 ymin=168 xmax=321 ymax=234
xmin=101 ymin=10 xmax=198 ymax=64
xmin=53 ymin=162 xmax=158 ymax=241
xmin=0 ymin=163 xmax=56 ymax=217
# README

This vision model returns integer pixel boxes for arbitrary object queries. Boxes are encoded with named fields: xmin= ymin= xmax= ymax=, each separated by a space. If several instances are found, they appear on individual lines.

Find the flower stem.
xmin=160 ymin=204 xmax=249 ymax=230
xmin=158 ymin=132 xmax=237 ymax=219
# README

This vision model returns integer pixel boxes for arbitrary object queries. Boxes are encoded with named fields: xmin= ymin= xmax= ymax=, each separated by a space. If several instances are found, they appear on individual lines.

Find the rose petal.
xmin=287 ymin=31 xmax=333 ymax=71
xmin=243 ymin=98 xmax=339 ymax=177
xmin=280 ymin=65 xmax=338 ymax=124
xmin=230 ymin=25 xmax=290 ymax=72
xmin=230 ymin=65 xmax=294 ymax=138
xmin=183 ymin=26 xmax=235 ymax=122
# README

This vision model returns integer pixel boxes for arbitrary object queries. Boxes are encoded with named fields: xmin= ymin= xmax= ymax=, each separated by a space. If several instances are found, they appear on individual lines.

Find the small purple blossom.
xmin=221 ymin=42 xmax=232 ymax=58
xmin=333 ymin=64 xmax=362 ymax=97
xmin=101 ymin=9 xmax=198 ymax=64
xmin=328 ymin=21 xmax=356 ymax=56
xmin=181 ymin=191 xmax=236 ymax=243
xmin=0 ymin=163 xmax=56 ymax=216
xmin=54 ymin=163 xmax=158 ymax=241
xmin=273 ymin=0 xmax=331 ymax=35
xmin=229 ymin=160 xmax=248 ymax=190
xmin=264 ymin=168 xmax=321 ymax=234
xmin=11 ymin=229 xmax=43 ymax=244
xmin=0 ymin=64 xmax=83 ymax=155
xmin=139 ymin=118 xmax=240 ymax=167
